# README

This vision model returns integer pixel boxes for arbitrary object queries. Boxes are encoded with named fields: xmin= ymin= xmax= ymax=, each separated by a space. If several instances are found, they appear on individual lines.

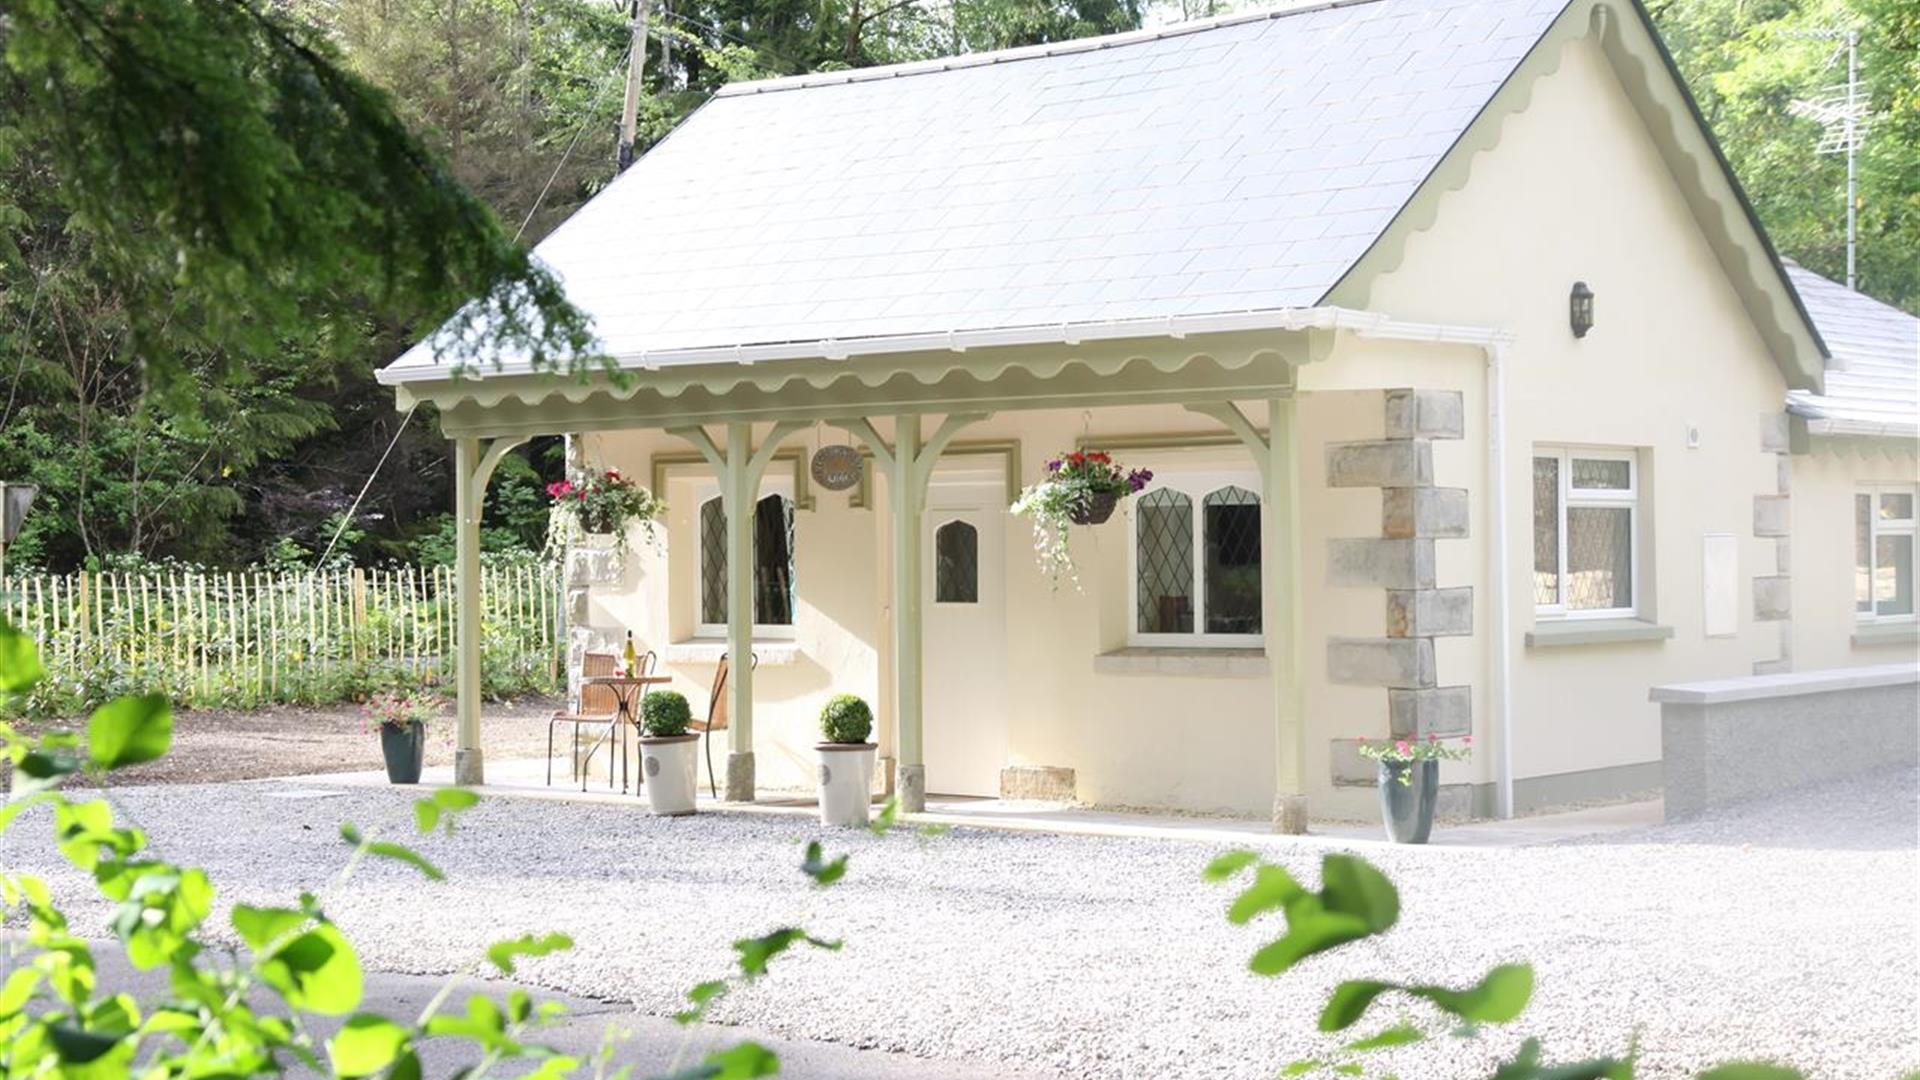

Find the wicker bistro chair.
xmin=549 ymin=649 xmax=657 ymax=790
xmin=688 ymin=652 xmax=756 ymax=798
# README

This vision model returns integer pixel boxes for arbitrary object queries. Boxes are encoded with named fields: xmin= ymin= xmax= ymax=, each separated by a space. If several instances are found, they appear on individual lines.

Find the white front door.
xmin=922 ymin=477 xmax=1008 ymax=797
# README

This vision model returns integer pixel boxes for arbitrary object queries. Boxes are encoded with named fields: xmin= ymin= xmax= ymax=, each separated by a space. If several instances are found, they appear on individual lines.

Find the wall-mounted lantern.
xmin=1570 ymin=281 xmax=1595 ymax=339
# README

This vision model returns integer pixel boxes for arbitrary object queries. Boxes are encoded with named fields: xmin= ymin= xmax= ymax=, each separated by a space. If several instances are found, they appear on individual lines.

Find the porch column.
xmin=1186 ymin=398 xmax=1308 ymax=834
xmin=839 ymin=413 xmax=987 ymax=811
xmin=454 ymin=434 xmax=528 ymax=786
xmin=670 ymin=421 xmax=805 ymax=801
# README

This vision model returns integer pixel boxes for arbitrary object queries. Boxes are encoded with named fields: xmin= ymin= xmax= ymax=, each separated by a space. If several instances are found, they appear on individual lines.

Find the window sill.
xmin=664 ymin=640 xmax=802 ymax=666
xmin=1852 ymin=621 xmax=1920 ymax=648
xmin=1094 ymin=647 xmax=1267 ymax=677
xmin=1525 ymin=618 xmax=1674 ymax=649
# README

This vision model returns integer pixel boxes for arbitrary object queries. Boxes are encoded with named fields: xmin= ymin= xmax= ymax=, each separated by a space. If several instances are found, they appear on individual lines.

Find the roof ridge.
xmin=712 ymin=0 xmax=1392 ymax=98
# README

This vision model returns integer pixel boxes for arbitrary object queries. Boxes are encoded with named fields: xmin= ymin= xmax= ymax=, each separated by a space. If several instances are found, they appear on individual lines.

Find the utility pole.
xmin=616 ymin=0 xmax=653 ymax=172
xmin=1844 ymin=28 xmax=1858 ymax=290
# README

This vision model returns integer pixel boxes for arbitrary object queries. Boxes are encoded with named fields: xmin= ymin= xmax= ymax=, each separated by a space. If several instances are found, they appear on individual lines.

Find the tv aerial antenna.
xmin=1787 ymin=28 xmax=1867 ymax=289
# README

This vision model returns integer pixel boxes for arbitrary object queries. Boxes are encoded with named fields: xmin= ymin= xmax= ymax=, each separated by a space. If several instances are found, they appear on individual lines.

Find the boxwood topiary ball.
xmin=819 ymin=693 xmax=873 ymax=744
xmin=641 ymin=690 xmax=692 ymax=737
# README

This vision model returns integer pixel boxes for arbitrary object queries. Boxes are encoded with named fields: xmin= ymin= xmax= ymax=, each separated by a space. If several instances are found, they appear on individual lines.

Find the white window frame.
xmin=1533 ymin=447 xmax=1640 ymax=621
xmin=693 ymin=478 xmax=797 ymax=640
xmin=1857 ymin=483 xmax=1918 ymax=624
xmin=1127 ymin=469 xmax=1264 ymax=648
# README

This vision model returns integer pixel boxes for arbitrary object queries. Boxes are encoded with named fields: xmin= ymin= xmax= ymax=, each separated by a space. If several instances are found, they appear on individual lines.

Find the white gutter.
xmin=1352 ymin=319 xmax=1519 ymax=820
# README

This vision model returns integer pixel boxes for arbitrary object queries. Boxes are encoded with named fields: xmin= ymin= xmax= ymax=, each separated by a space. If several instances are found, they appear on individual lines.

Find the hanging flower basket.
xmin=1011 ymin=450 xmax=1152 ymax=585
xmin=548 ymin=468 xmax=664 ymax=540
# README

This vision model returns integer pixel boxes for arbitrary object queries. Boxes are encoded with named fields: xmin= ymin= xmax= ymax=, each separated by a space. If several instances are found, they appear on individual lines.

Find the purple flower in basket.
xmin=1047 ymin=458 xmax=1063 ymax=473
xmin=1126 ymin=468 xmax=1153 ymax=493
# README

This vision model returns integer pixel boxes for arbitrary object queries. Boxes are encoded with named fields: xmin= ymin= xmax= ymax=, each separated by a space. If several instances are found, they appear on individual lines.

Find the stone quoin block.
xmin=999 ymin=765 xmax=1077 ymax=802
xmin=1328 ymin=636 xmax=1436 ymax=689
xmin=1759 ymin=411 xmax=1792 ymax=454
xmin=1389 ymin=686 xmax=1473 ymax=738
xmin=1386 ymin=587 xmax=1474 ymax=638
xmin=1329 ymin=738 xmax=1378 ymax=786
xmin=1754 ymin=495 xmax=1791 ymax=539
xmin=1383 ymin=487 xmax=1470 ymax=539
xmin=1328 ymin=538 xmax=1437 ymax=590
xmin=1326 ymin=440 xmax=1434 ymax=488
xmin=1753 ymin=575 xmax=1792 ymax=620
xmin=1384 ymin=388 xmax=1466 ymax=440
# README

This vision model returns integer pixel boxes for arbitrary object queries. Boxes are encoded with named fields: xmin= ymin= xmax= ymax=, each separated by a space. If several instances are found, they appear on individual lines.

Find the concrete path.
xmin=76 ymin=945 xmax=1033 ymax=1079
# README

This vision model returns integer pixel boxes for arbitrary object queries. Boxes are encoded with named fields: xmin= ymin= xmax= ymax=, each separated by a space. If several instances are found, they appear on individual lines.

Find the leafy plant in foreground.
xmin=1204 ymin=850 xmax=1809 ymax=1080
xmin=0 ymin=620 xmax=856 ymax=1079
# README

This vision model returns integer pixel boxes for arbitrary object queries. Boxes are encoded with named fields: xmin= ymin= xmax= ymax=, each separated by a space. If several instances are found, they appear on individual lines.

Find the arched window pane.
xmin=752 ymin=494 xmax=795 ymax=625
xmin=1203 ymin=486 xmax=1261 ymax=635
xmin=700 ymin=494 xmax=797 ymax=627
xmin=1136 ymin=488 xmax=1193 ymax=634
xmin=699 ymin=497 xmax=726 ymax=625
xmin=935 ymin=521 xmax=979 ymax=603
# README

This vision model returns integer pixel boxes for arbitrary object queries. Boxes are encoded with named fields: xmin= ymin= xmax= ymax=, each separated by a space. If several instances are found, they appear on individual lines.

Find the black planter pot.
xmin=1068 ymin=491 xmax=1120 ymax=526
xmin=380 ymin=721 xmax=425 ymax=785
xmin=1378 ymin=758 xmax=1439 ymax=844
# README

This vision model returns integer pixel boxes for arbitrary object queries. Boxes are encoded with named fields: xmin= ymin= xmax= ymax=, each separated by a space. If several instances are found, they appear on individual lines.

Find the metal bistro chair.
xmin=688 ymin=652 xmax=756 ymax=798
xmin=548 ymin=649 xmax=657 ymax=789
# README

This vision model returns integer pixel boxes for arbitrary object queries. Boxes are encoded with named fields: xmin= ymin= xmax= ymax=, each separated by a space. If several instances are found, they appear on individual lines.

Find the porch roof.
xmin=383 ymin=0 xmax=1569 ymax=383
xmin=1783 ymin=264 xmax=1919 ymax=439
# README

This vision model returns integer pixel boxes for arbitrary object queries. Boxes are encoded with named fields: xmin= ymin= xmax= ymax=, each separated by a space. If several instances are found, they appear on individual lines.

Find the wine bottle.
xmin=622 ymin=630 xmax=637 ymax=677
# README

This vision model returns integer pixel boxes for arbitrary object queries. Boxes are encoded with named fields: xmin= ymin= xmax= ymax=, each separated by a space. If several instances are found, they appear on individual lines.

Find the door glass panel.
xmin=1570 ymin=458 xmax=1631 ymax=490
xmin=934 ymin=521 xmax=979 ymax=604
xmin=1202 ymin=486 xmax=1262 ymax=635
xmin=752 ymin=495 xmax=795 ymax=625
xmin=1566 ymin=506 xmax=1632 ymax=610
xmin=1856 ymin=494 xmax=1874 ymax=613
xmin=1532 ymin=457 xmax=1560 ymax=606
xmin=1874 ymin=534 xmax=1914 ymax=616
xmin=1135 ymin=488 xmax=1193 ymax=634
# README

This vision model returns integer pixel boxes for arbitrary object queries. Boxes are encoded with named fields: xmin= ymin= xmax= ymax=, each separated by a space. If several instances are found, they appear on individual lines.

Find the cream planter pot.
xmin=641 ymin=734 xmax=700 ymax=816
xmin=816 ymin=743 xmax=877 ymax=827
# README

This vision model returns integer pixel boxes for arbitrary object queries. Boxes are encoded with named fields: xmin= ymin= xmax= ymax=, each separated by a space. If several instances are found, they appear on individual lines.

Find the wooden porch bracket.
xmin=836 ymin=413 xmax=991 ymax=811
xmin=454 ymin=434 xmax=530 ymax=786
xmin=1184 ymin=400 xmax=1309 ymax=834
xmin=665 ymin=421 xmax=808 ymax=801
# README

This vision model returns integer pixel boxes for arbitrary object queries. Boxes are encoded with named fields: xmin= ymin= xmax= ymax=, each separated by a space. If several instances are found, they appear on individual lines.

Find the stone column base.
xmin=896 ymin=762 xmax=926 ymax=812
xmin=454 ymin=748 xmax=485 ymax=787
xmin=724 ymin=751 xmax=756 ymax=802
xmin=1271 ymin=793 xmax=1308 ymax=835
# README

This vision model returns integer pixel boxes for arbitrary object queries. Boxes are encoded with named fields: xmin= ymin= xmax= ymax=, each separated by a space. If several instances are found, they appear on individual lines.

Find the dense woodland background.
xmin=0 ymin=0 xmax=1912 ymax=573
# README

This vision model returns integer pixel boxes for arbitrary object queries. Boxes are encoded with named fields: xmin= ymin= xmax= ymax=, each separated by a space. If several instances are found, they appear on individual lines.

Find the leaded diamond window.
xmin=1533 ymin=448 xmax=1637 ymax=617
xmin=935 ymin=520 xmax=978 ymax=604
xmin=699 ymin=493 xmax=796 ymax=628
xmin=1136 ymin=489 xmax=1193 ymax=634
xmin=1203 ymin=487 xmax=1261 ymax=635
xmin=1132 ymin=476 xmax=1262 ymax=644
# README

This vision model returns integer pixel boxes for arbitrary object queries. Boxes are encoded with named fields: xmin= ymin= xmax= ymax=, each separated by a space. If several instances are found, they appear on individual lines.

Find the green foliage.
xmin=1207 ymin=849 xmax=1805 ymax=1079
xmin=0 ymin=621 xmax=826 ymax=1078
xmin=1651 ymin=0 xmax=1919 ymax=311
xmin=641 ymin=689 xmax=693 ymax=737
xmin=818 ymin=692 xmax=873 ymax=743
xmin=801 ymin=839 xmax=849 ymax=886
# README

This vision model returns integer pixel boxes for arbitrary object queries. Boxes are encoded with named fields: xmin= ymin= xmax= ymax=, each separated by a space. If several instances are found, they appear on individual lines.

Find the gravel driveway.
xmin=5 ymin=768 xmax=1913 ymax=1079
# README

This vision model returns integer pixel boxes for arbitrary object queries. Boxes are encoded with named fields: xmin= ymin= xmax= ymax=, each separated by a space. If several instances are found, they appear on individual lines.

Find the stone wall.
xmin=1324 ymin=389 xmax=1476 ymax=815
xmin=1654 ymin=663 xmax=1918 ymax=819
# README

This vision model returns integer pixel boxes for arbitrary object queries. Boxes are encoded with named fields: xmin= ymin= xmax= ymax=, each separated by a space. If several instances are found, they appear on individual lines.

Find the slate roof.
xmin=388 ymin=0 xmax=1574 ymax=374
xmin=1784 ymin=264 xmax=1919 ymax=439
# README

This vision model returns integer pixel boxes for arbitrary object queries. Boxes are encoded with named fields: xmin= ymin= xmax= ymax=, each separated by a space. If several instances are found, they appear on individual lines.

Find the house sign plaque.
xmin=810 ymin=445 xmax=864 ymax=491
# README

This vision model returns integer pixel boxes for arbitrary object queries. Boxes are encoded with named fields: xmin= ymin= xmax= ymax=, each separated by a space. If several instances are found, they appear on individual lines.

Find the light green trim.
xmin=1852 ymin=621 xmax=1920 ymax=648
xmin=848 ymin=439 xmax=1021 ymax=509
xmin=651 ymin=447 xmax=816 ymax=510
xmin=1324 ymin=0 xmax=1824 ymax=393
xmin=1072 ymin=430 xmax=1263 ymax=454
xmin=411 ymin=332 xmax=1303 ymax=439
xmin=1525 ymin=618 xmax=1674 ymax=648
xmin=453 ymin=434 xmax=527 ymax=785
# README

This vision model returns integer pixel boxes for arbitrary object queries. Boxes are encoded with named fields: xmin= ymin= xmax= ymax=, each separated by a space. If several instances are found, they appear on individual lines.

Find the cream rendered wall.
xmin=1354 ymin=32 xmax=1792 ymax=789
xmin=1790 ymin=443 xmax=1920 ymax=670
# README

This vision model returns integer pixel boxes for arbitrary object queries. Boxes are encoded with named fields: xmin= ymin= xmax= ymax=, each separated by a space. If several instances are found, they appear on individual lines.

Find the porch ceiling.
xmin=405 ymin=321 xmax=1336 ymax=438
